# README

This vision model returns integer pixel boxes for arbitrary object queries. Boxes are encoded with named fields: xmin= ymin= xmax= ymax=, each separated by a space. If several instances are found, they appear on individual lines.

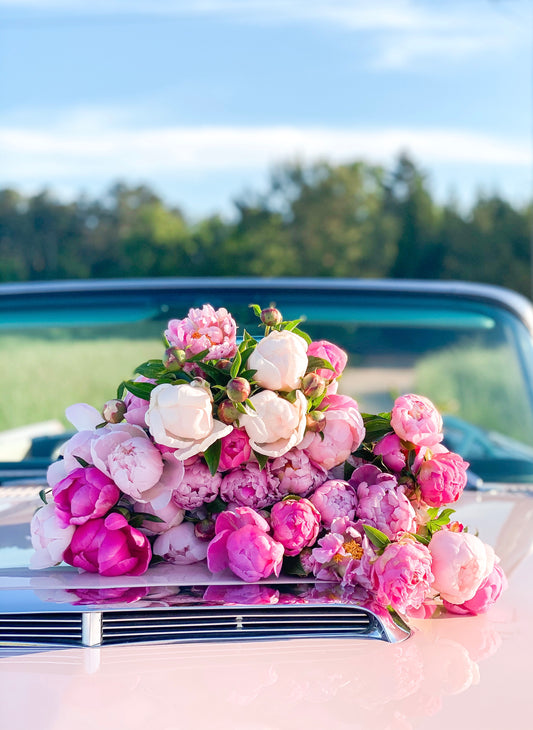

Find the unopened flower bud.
xmin=194 ymin=518 xmax=216 ymax=541
xmin=301 ymin=372 xmax=326 ymax=399
xmin=260 ymin=307 xmax=283 ymax=326
xmin=216 ymin=359 xmax=232 ymax=371
xmin=226 ymin=377 xmax=251 ymax=403
xmin=163 ymin=347 xmax=186 ymax=371
xmin=217 ymin=399 xmax=241 ymax=424
xmin=306 ymin=410 xmax=326 ymax=433
xmin=102 ymin=399 xmax=127 ymax=424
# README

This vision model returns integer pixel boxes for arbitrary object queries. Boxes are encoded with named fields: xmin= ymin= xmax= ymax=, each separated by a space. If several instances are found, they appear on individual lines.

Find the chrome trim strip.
xmin=82 ymin=613 xmax=102 ymax=647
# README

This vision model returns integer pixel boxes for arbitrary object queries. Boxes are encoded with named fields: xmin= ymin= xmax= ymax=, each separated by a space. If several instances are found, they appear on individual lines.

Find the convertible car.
xmin=1 ymin=278 xmax=532 ymax=729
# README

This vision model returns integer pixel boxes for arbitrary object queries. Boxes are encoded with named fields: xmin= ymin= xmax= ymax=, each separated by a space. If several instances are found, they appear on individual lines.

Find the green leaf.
xmin=243 ymin=398 xmax=256 ymax=411
xmin=306 ymin=355 xmax=334 ymax=374
xmin=206 ymin=495 xmax=228 ymax=514
xmin=204 ymin=439 xmax=222 ymax=476
xmin=149 ymin=554 xmax=165 ymax=567
xmin=282 ymin=554 xmax=310 ymax=577
xmin=133 ymin=512 xmax=165 ymax=523
xmin=230 ymin=349 xmax=242 ymax=378
xmin=123 ymin=380 xmax=156 ymax=401
xmin=239 ymin=368 xmax=257 ymax=380
xmin=74 ymin=455 xmax=90 ymax=468
xmin=196 ymin=361 xmax=229 ymax=384
xmin=280 ymin=318 xmax=303 ymax=331
xmin=361 ymin=413 xmax=393 ymax=443
xmin=426 ymin=507 xmax=439 ymax=520
xmin=412 ymin=532 xmax=431 ymax=545
xmin=39 ymin=488 xmax=49 ymax=505
xmin=242 ymin=329 xmax=257 ymax=346
xmin=249 ymin=303 xmax=262 ymax=318
xmin=253 ymin=450 xmax=269 ymax=470
xmin=116 ymin=381 xmax=126 ymax=399
xmin=186 ymin=349 xmax=210 ymax=363
xmin=134 ymin=359 xmax=166 ymax=378
xmin=363 ymin=524 xmax=391 ymax=552
xmin=291 ymin=327 xmax=312 ymax=345
xmin=387 ymin=606 xmax=410 ymax=633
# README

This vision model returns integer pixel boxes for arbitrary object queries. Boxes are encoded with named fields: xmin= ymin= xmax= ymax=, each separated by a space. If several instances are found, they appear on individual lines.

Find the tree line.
xmin=1 ymin=155 xmax=531 ymax=298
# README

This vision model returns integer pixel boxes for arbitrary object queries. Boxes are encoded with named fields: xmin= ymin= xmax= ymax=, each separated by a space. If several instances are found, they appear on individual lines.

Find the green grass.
xmin=414 ymin=344 xmax=533 ymax=444
xmin=0 ymin=334 xmax=161 ymax=431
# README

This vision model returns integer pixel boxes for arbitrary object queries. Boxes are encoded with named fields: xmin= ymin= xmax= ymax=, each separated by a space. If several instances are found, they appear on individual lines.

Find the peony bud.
xmin=216 ymin=359 xmax=232 ymax=371
xmin=306 ymin=410 xmax=326 ymax=433
xmin=301 ymin=372 xmax=326 ymax=399
xmin=194 ymin=518 xmax=216 ymax=541
xmin=217 ymin=399 xmax=241 ymax=424
xmin=226 ymin=377 xmax=251 ymax=403
xmin=163 ymin=347 xmax=186 ymax=371
xmin=101 ymin=399 xmax=127 ymax=424
xmin=260 ymin=307 xmax=283 ymax=326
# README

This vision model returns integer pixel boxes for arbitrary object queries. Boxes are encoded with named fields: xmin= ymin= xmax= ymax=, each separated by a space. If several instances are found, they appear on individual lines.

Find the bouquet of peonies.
xmin=31 ymin=303 xmax=506 ymax=617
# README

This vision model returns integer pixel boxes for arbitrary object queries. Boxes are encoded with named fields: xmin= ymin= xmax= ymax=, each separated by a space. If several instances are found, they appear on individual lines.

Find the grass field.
xmin=0 ymin=334 xmax=161 ymax=431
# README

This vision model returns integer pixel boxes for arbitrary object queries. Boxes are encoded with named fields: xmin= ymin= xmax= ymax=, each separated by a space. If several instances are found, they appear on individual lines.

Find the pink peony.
xmin=60 ymin=429 xmax=100 ymax=472
xmin=269 ymin=448 xmax=328 ymax=497
xmin=429 ymin=529 xmax=495 ymax=604
xmin=203 ymin=584 xmax=280 ymax=605
xmin=374 ymin=433 xmax=407 ymax=472
xmin=123 ymin=376 xmax=154 ymax=427
xmin=90 ymin=424 xmax=164 ymax=501
xmin=311 ymin=519 xmax=374 ymax=588
xmin=152 ymin=521 xmax=208 ymax=564
xmin=63 ymin=513 xmax=151 ymax=576
xmin=220 ymin=461 xmax=279 ymax=509
xmin=371 ymin=538 xmax=434 ymax=613
xmin=165 ymin=304 xmax=237 ymax=360
xmin=391 ymin=393 xmax=443 ymax=447
xmin=417 ymin=450 xmax=469 ymax=507
xmin=309 ymin=479 xmax=357 ymax=528
xmin=207 ymin=507 xmax=284 ymax=581
xmin=133 ymin=497 xmax=185 ymax=535
xmin=171 ymin=460 xmax=222 ymax=510
xmin=52 ymin=466 xmax=120 ymax=526
xmin=30 ymin=502 xmax=75 ymax=569
xmin=300 ymin=394 xmax=365 ymax=470
xmin=270 ymin=497 xmax=321 ymax=556
xmin=307 ymin=339 xmax=347 ymax=388
xmin=443 ymin=564 xmax=507 ymax=615
xmin=218 ymin=428 xmax=251 ymax=471
xmin=350 ymin=464 xmax=416 ymax=539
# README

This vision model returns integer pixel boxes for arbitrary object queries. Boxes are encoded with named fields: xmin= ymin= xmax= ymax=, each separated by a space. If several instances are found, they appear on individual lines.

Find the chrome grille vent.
xmin=0 ymin=612 xmax=82 ymax=646
xmin=0 ymin=604 xmax=399 ymax=647
xmin=101 ymin=605 xmax=378 ymax=645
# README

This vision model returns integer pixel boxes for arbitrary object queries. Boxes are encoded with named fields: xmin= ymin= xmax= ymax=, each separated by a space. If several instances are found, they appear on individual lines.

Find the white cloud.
xmin=1 ymin=121 xmax=528 ymax=185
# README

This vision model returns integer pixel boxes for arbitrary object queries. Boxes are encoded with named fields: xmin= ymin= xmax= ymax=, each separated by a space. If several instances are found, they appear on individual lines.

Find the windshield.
xmin=1 ymin=284 xmax=533 ymax=484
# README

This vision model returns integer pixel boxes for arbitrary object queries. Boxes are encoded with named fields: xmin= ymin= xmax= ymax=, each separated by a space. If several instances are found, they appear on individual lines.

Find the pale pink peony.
xmin=123 ymin=376 xmax=154 ymax=426
xmin=429 ymin=529 xmax=495 ymax=604
xmin=269 ymin=448 xmax=328 ymax=497
xmin=220 ymin=462 xmax=279 ymax=509
xmin=63 ymin=513 xmax=151 ymax=576
xmin=300 ymin=394 xmax=365 ymax=470
xmin=30 ymin=502 xmax=75 ymax=569
xmin=52 ymin=466 xmax=120 ymax=526
xmin=60 ymin=429 xmax=100 ymax=472
xmin=165 ymin=304 xmax=237 ymax=360
xmin=135 ymin=453 xmax=186 ymax=508
xmin=350 ymin=464 xmax=417 ymax=539
xmin=218 ymin=428 xmax=251 ymax=471
xmin=391 ymin=393 xmax=443 ymax=447
xmin=247 ymin=329 xmax=308 ymax=392
xmin=133 ymin=497 xmax=185 ymax=536
xmin=371 ymin=538 xmax=434 ymax=613
xmin=417 ymin=450 xmax=469 ymax=507
xmin=90 ymin=424 xmax=164 ymax=501
xmin=152 ymin=521 xmax=208 ymax=564
xmin=270 ymin=497 xmax=321 ymax=556
xmin=374 ymin=433 xmax=407 ymax=472
xmin=207 ymin=507 xmax=284 ymax=581
xmin=171 ymin=460 xmax=222 ymax=510
xmin=239 ymin=389 xmax=307 ymax=458
xmin=309 ymin=479 xmax=357 ymax=528
xmin=307 ymin=340 xmax=347 ymax=385
xmin=146 ymin=382 xmax=232 ymax=458
xmin=443 ymin=564 xmax=507 ymax=615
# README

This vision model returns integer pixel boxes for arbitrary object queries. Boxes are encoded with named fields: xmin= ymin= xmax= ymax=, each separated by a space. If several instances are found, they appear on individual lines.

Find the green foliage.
xmin=0 ymin=156 xmax=531 ymax=298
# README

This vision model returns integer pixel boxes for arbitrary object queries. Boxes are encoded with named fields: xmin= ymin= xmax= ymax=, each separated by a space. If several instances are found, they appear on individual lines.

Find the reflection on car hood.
xmin=1 ymin=487 xmax=533 ymax=729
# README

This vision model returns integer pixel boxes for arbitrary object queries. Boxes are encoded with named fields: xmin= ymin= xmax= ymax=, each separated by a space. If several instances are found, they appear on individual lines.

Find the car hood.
xmin=1 ymin=486 xmax=532 ymax=730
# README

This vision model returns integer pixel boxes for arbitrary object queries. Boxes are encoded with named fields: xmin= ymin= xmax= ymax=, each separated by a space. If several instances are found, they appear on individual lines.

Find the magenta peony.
xmin=218 ymin=428 xmax=252 ymax=471
xmin=373 ymin=433 xmax=407 ymax=472
xmin=52 ymin=466 xmax=120 ymax=526
xmin=270 ymin=497 xmax=321 ymax=556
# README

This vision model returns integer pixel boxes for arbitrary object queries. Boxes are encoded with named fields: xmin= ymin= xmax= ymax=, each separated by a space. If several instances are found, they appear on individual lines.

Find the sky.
xmin=0 ymin=0 xmax=531 ymax=218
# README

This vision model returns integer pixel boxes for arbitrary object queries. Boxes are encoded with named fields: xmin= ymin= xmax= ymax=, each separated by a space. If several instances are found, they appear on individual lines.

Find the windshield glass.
xmin=1 ymin=285 xmax=533 ymax=484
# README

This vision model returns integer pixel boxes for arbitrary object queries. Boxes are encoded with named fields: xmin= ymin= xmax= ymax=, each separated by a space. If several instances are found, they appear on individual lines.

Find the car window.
xmin=1 ymin=286 xmax=533 ymax=484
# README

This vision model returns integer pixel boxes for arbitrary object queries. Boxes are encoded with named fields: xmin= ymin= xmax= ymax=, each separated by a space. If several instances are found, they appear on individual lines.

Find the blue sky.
xmin=0 ymin=0 xmax=531 ymax=218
